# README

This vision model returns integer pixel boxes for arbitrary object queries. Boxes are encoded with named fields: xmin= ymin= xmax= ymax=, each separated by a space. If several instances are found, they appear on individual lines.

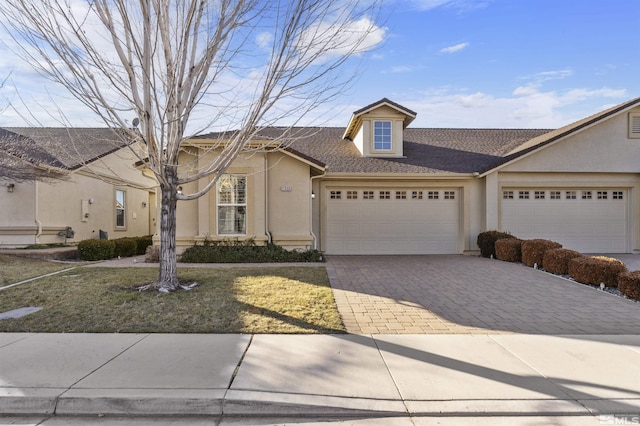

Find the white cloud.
xmin=440 ymin=42 xmax=469 ymax=54
xmin=396 ymin=85 xmax=628 ymax=129
xmin=521 ymin=69 xmax=574 ymax=83
xmin=256 ymin=32 xmax=273 ymax=50
xmin=410 ymin=0 xmax=491 ymax=13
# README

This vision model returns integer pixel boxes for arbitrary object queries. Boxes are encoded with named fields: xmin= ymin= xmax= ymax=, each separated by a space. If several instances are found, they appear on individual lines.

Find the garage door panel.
xmin=326 ymin=188 xmax=460 ymax=255
xmin=501 ymin=189 xmax=628 ymax=253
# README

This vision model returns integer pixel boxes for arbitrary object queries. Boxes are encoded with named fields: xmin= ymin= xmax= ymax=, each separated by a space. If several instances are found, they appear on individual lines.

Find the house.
xmin=176 ymin=96 xmax=640 ymax=255
xmin=0 ymin=128 xmax=157 ymax=247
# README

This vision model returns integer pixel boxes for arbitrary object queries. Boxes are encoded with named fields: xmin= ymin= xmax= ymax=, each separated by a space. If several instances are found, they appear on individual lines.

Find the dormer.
xmin=342 ymin=98 xmax=416 ymax=157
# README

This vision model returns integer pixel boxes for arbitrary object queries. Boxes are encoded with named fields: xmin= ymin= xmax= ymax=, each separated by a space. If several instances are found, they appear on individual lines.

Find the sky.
xmin=0 ymin=0 xmax=638 ymax=131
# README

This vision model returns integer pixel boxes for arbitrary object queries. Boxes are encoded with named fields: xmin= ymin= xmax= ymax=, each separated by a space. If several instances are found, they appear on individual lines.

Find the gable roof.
xmin=343 ymin=98 xmax=417 ymax=141
xmin=1 ymin=127 xmax=132 ymax=170
xmin=276 ymin=127 xmax=551 ymax=175
xmin=479 ymin=96 xmax=640 ymax=175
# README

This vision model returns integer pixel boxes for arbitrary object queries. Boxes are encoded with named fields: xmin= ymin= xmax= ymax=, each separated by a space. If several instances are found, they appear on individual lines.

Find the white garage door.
xmin=325 ymin=188 xmax=460 ymax=255
xmin=501 ymin=188 xmax=629 ymax=253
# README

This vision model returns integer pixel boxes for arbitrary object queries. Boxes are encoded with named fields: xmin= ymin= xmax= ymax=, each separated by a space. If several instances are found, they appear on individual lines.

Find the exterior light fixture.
xmin=311 ymin=191 xmax=316 ymax=199
xmin=7 ymin=183 xmax=15 ymax=193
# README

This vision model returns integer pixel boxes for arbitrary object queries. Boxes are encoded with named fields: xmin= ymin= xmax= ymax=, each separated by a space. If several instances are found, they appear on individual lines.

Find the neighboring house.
xmin=177 ymin=96 xmax=640 ymax=255
xmin=0 ymin=128 xmax=157 ymax=247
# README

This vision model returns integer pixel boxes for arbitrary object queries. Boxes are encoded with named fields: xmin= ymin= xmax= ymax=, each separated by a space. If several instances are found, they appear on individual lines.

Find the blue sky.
xmin=0 ymin=0 xmax=638 ymax=130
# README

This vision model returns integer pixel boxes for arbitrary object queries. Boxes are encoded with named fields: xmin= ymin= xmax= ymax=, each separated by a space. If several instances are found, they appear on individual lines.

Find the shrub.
xmin=180 ymin=238 xmax=324 ymax=263
xmin=521 ymin=239 xmax=562 ymax=268
xmin=494 ymin=238 xmax=522 ymax=263
xmin=568 ymin=256 xmax=628 ymax=287
xmin=145 ymin=245 xmax=160 ymax=263
xmin=618 ymin=271 xmax=640 ymax=301
xmin=77 ymin=239 xmax=115 ymax=261
xmin=542 ymin=248 xmax=582 ymax=275
xmin=113 ymin=238 xmax=138 ymax=258
xmin=134 ymin=236 xmax=153 ymax=255
xmin=477 ymin=231 xmax=515 ymax=258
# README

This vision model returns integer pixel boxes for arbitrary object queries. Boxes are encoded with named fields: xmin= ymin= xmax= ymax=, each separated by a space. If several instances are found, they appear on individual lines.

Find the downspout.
xmin=264 ymin=152 xmax=272 ymax=244
xmin=34 ymin=181 xmax=42 ymax=244
xmin=310 ymin=172 xmax=325 ymax=250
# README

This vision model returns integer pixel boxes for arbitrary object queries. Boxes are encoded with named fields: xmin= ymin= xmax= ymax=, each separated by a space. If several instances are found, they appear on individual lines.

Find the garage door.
xmin=501 ymin=188 xmax=629 ymax=253
xmin=325 ymin=188 xmax=460 ymax=255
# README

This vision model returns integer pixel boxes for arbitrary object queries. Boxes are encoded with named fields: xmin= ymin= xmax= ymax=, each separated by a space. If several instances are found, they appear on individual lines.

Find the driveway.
xmin=326 ymin=255 xmax=640 ymax=334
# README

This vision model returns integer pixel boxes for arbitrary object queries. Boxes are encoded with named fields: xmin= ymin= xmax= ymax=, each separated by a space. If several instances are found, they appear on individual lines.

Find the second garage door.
xmin=325 ymin=188 xmax=460 ymax=255
xmin=501 ymin=188 xmax=629 ymax=253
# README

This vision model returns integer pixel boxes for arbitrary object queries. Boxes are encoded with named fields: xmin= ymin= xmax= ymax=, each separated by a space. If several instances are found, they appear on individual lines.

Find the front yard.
xmin=0 ymin=260 xmax=344 ymax=334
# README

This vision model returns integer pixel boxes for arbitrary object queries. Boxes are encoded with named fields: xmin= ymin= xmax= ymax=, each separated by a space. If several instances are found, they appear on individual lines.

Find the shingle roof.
xmin=264 ymin=127 xmax=551 ymax=174
xmin=1 ymin=127 xmax=131 ymax=170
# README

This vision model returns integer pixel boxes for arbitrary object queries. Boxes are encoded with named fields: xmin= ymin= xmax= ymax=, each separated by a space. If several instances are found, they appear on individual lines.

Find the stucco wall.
xmin=0 ymin=146 xmax=156 ymax=247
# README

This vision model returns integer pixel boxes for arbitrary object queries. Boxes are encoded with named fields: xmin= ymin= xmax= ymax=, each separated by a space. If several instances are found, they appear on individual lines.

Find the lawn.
xmin=0 ymin=254 xmax=77 ymax=287
xmin=0 ymin=264 xmax=345 ymax=334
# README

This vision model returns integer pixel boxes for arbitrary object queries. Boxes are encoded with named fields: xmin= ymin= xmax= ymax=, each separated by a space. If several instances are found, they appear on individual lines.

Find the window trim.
xmin=216 ymin=174 xmax=247 ymax=236
xmin=372 ymin=120 xmax=392 ymax=151
xmin=115 ymin=189 xmax=126 ymax=229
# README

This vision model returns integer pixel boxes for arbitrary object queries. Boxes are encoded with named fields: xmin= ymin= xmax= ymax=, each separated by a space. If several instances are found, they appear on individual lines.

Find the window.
xmin=444 ymin=191 xmax=455 ymax=200
xmin=518 ymin=191 xmax=530 ymax=199
xmin=363 ymin=191 xmax=374 ymax=199
xmin=411 ymin=191 xmax=423 ymax=200
xmin=534 ymin=191 xmax=545 ymax=199
xmin=566 ymin=191 xmax=576 ymax=200
xmin=503 ymin=191 xmax=514 ymax=199
xmin=330 ymin=190 xmax=342 ymax=199
xmin=373 ymin=121 xmax=392 ymax=150
xmin=550 ymin=191 xmax=561 ymax=200
xmin=395 ymin=191 xmax=407 ymax=199
xmin=217 ymin=174 xmax=247 ymax=235
xmin=613 ymin=191 xmax=624 ymax=200
xmin=629 ymin=112 xmax=640 ymax=139
xmin=115 ymin=189 xmax=126 ymax=228
xmin=428 ymin=191 xmax=439 ymax=200
xmin=379 ymin=190 xmax=390 ymax=199
xmin=597 ymin=191 xmax=608 ymax=200
xmin=347 ymin=190 xmax=358 ymax=200
xmin=582 ymin=191 xmax=592 ymax=200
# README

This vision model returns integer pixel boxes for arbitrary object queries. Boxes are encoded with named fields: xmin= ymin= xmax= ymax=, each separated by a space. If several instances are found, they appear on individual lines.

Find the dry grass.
xmin=0 ymin=254 xmax=77 ymax=286
xmin=0 ymin=266 xmax=345 ymax=334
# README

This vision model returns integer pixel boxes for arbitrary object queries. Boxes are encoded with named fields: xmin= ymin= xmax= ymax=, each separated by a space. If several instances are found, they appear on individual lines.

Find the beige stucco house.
xmin=0 ymin=128 xmax=157 ymax=246
xmin=176 ymin=97 xmax=640 ymax=255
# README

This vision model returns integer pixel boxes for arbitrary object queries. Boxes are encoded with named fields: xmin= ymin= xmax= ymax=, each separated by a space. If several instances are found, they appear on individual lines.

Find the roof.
xmin=1 ymin=127 xmax=132 ymax=170
xmin=343 ymin=98 xmax=417 ymax=141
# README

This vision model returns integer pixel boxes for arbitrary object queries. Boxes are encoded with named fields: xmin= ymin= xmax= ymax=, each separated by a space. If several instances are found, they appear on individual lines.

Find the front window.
xmin=115 ymin=189 xmax=126 ymax=228
xmin=217 ymin=174 xmax=246 ymax=235
xmin=373 ymin=121 xmax=392 ymax=150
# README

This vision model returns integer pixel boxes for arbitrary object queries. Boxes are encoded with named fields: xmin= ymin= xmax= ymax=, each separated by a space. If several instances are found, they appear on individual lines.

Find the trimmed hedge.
xmin=477 ymin=231 xmax=515 ymax=258
xmin=542 ymin=248 xmax=582 ymax=275
xmin=113 ymin=238 xmax=137 ymax=258
xmin=618 ymin=271 xmax=640 ymax=301
xmin=180 ymin=238 xmax=324 ymax=263
xmin=78 ymin=239 xmax=115 ymax=261
xmin=568 ymin=256 xmax=628 ymax=288
xmin=521 ymin=239 xmax=562 ymax=268
xmin=134 ymin=236 xmax=153 ymax=255
xmin=494 ymin=238 xmax=522 ymax=263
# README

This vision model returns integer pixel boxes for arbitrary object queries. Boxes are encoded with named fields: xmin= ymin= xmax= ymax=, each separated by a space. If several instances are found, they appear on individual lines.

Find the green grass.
xmin=0 ymin=254 xmax=76 ymax=286
xmin=0 ymin=265 xmax=345 ymax=334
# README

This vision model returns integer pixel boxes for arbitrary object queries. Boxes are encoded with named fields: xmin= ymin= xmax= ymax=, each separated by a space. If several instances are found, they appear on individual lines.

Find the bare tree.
xmin=0 ymin=0 xmax=383 ymax=291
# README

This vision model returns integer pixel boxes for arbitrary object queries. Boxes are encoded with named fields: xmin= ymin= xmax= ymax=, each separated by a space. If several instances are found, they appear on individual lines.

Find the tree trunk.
xmin=155 ymin=173 xmax=180 ymax=291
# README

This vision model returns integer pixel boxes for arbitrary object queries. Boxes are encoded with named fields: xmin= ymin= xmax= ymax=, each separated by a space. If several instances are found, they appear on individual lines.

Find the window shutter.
xmin=629 ymin=113 xmax=640 ymax=138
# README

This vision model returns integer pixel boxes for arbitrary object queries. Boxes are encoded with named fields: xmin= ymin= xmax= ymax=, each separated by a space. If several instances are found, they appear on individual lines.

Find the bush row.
xmin=477 ymin=231 xmax=639 ymax=302
xmin=77 ymin=236 xmax=153 ymax=261
xmin=179 ymin=238 xmax=324 ymax=263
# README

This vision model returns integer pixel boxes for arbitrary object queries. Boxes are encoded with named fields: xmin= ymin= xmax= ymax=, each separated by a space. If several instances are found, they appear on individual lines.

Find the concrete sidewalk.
xmin=1 ymin=333 xmax=639 ymax=421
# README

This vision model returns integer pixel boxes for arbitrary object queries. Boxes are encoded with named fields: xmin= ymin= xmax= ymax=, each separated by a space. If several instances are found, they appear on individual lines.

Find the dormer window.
xmin=373 ymin=121 xmax=392 ymax=151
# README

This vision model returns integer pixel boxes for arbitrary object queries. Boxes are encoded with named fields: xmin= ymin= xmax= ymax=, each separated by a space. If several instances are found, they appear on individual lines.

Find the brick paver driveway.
xmin=326 ymin=255 xmax=640 ymax=334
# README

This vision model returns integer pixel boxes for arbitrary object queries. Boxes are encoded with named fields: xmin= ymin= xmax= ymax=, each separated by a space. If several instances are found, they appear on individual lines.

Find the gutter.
xmin=34 ymin=181 xmax=42 ymax=243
